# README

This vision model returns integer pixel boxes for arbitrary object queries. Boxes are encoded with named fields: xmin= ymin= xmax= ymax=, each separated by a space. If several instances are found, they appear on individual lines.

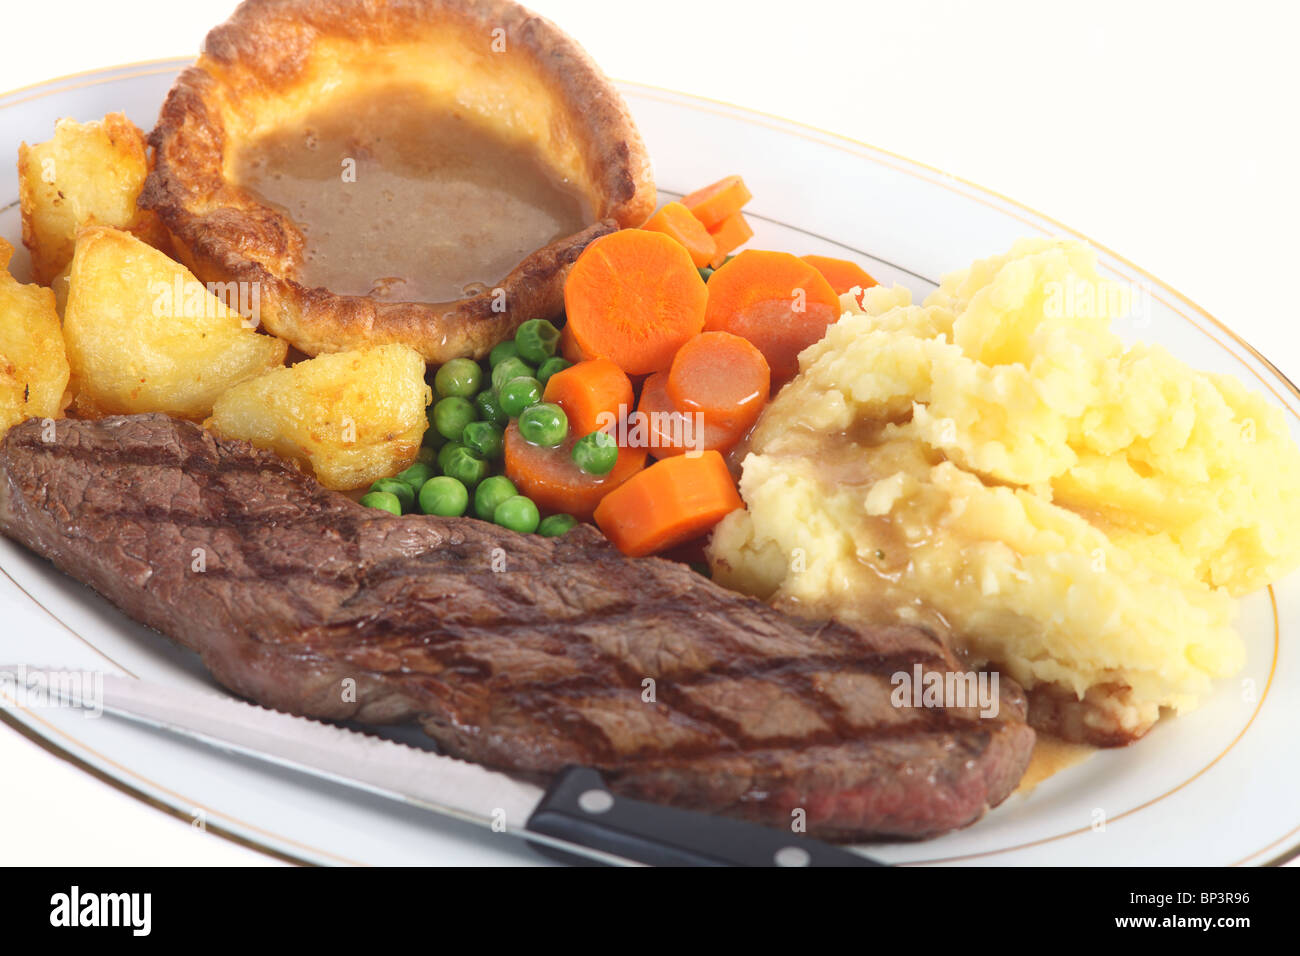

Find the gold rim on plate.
xmin=0 ymin=60 xmax=1294 ymax=868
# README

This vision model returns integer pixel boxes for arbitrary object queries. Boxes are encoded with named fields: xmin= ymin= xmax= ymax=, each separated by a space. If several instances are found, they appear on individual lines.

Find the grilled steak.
xmin=0 ymin=414 xmax=1034 ymax=841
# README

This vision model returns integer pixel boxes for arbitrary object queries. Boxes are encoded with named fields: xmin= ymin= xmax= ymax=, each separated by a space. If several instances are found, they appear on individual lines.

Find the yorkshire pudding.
xmin=142 ymin=0 xmax=656 ymax=363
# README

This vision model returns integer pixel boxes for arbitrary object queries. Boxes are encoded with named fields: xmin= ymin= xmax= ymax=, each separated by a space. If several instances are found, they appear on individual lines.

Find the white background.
xmin=0 ymin=0 xmax=1296 ymax=865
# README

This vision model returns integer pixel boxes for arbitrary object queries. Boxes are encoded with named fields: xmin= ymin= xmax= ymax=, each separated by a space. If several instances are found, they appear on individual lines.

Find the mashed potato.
xmin=709 ymin=238 xmax=1300 ymax=742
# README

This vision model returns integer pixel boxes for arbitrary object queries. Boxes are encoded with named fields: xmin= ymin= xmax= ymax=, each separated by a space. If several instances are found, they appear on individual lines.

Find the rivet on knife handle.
xmin=525 ymin=767 xmax=884 ymax=867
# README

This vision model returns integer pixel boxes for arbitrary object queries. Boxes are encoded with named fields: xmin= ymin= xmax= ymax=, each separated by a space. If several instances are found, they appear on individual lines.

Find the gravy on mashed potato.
xmin=709 ymin=238 xmax=1300 ymax=745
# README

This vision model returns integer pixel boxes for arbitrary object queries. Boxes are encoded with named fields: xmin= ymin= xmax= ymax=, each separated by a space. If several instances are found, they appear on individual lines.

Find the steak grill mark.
xmin=0 ymin=414 xmax=1035 ymax=841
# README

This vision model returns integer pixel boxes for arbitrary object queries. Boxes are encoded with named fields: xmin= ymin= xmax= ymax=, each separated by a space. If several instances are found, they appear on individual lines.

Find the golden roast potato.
xmin=0 ymin=239 xmax=71 ymax=440
xmin=19 ymin=113 xmax=169 ymax=286
xmin=63 ymin=227 xmax=287 ymax=420
xmin=207 ymin=344 xmax=431 ymax=491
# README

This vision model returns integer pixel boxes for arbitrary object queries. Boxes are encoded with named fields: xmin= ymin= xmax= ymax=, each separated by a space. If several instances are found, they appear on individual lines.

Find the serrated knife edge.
xmin=1 ymin=666 xmax=638 ymax=866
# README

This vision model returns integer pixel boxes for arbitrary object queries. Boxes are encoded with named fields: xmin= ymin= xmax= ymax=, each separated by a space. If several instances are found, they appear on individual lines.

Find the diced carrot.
xmin=707 ymin=212 xmax=754 ymax=267
xmin=559 ymin=322 xmax=591 ymax=363
xmin=542 ymin=358 xmax=634 ymax=438
xmin=801 ymin=254 xmax=879 ymax=302
xmin=563 ymin=229 xmax=708 ymax=376
xmin=636 ymin=371 xmax=748 ymax=459
xmin=643 ymin=202 xmax=718 ymax=268
xmin=593 ymin=451 xmax=743 ymax=557
xmin=704 ymin=249 xmax=841 ymax=386
xmin=680 ymin=175 xmax=753 ymax=231
xmin=504 ymin=421 xmax=645 ymax=521
xmin=666 ymin=331 xmax=770 ymax=432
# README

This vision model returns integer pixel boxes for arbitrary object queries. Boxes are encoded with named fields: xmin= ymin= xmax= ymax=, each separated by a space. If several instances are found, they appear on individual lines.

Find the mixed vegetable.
xmin=359 ymin=317 xmax=585 ymax=535
xmin=360 ymin=174 xmax=879 ymax=558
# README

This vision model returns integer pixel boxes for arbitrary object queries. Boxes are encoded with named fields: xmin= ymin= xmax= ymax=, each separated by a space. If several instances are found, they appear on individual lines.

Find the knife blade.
xmin=2 ymin=666 xmax=881 ymax=867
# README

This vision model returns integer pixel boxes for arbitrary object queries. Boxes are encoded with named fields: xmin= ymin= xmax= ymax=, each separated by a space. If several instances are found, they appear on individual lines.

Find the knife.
xmin=5 ymin=667 xmax=881 ymax=867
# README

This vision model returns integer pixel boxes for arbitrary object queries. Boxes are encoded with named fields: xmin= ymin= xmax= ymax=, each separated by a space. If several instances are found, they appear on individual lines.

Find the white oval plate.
xmin=1 ymin=61 xmax=1296 ymax=867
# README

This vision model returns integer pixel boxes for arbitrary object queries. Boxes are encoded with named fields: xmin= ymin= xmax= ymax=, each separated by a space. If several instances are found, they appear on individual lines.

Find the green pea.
xmin=474 ymin=474 xmax=518 ymax=521
xmin=499 ymin=376 xmax=543 ymax=418
xmin=433 ymin=395 xmax=479 ymax=442
xmin=536 ymin=356 xmax=571 ymax=388
xmin=493 ymin=495 xmax=540 ymax=534
xmin=489 ymin=340 xmax=520 ymax=368
xmin=423 ymin=408 xmax=447 ymax=449
xmin=434 ymin=358 xmax=483 ymax=398
xmin=416 ymin=445 xmax=439 ymax=467
xmin=396 ymin=461 xmax=434 ymax=492
xmin=491 ymin=356 xmax=536 ymax=393
xmin=437 ymin=441 xmax=464 ymax=472
xmin=538 ymin=513 xmax=578 ymax=537
xmin=518 ymin=402 xmax=568 ymax=447
xmin=442 ymin=444 xmax=490 ymax=487
xmin=462 ymin=420 xmax=504 ymax=459
xmin=698 ymin=266 xmax=715 ymax=283
xmin=475 ymin=389 xmax=508 ymax=428
xmin=514 ymin=319 xmax=561 ymax=364
xmin=571 ymin=430 xmax=618 ymax=475
xmin=418 ymin=476 xmax=469 ymax=517
xmin=369 ymin=477 xmax=415 ymax=513
xmin=359 ymin=490 xmax=402 ymax=516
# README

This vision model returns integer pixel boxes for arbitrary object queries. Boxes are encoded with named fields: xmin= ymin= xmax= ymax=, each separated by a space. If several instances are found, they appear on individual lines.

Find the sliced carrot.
xmin=636 ymin=371 xmax=747 ymax=459
xmin=801 ymin=254 xmax=879 ymax=301
xmin=680 ymin=175 xmax=752 ymax=231
xmin=563 ymin=229 xmax=708 ymax=376
xmin=542 ymin=358 xmax=634 ymax=438
xmin=504 ymin=421 xmax=646 ymax=521
xmin=559 ymin=322 xmax=591 ymax=363
xmin=666 ymin=331 xmax=770 ymax=432
xmin=704 ymin=249 xmax=841 ymax=386
xmin=707 ymin=211 xmax=754 ymax=267
xmin=643 ymin=201 xmax=718 ymax=268
xmin=594 ymin=450 xmax=743 ymax=557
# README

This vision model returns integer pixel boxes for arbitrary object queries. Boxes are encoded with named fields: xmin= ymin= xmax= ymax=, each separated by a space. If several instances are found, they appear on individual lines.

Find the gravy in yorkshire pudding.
xmin=142 ymin=0 xmax=656 ymax=363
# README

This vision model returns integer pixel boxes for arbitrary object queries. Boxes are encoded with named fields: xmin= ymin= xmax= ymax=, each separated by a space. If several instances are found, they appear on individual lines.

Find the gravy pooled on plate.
xmin=233 ymin=85 xmax=589 ymax=303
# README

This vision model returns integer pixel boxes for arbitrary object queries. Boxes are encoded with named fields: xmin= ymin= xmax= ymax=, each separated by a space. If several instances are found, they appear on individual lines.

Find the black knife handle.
xmin=525 ymin=766 xmax=884 ymax=867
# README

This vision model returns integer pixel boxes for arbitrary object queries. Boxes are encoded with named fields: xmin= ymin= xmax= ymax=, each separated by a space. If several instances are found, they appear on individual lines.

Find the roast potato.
xmin=63 ymin=227 xmax=287 ymax=420
xmin=19 ymin=113 xmax=169 ymax=286
xmin=0 ymin=239 xmax=71 ymax=439
xmin=207 ymin=345 xmax=431 ymax=490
